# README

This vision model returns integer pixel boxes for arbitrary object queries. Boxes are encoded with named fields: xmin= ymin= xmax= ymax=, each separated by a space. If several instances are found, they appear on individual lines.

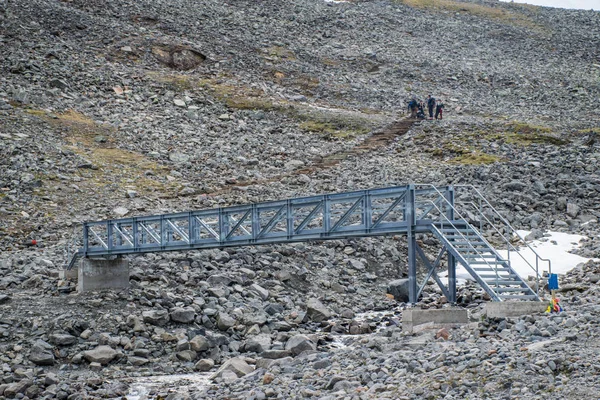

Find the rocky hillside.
xmin=1 ymin=0 xmax=600 ymax=398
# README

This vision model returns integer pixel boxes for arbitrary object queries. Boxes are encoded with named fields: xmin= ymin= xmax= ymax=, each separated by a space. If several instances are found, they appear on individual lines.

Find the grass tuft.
xmin=397 ymin=0 xmax=540 ymax=30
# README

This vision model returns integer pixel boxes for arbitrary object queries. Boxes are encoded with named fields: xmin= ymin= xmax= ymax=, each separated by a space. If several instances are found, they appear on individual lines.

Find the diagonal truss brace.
xmin=415 ymin=244 xmax=450 ymax=300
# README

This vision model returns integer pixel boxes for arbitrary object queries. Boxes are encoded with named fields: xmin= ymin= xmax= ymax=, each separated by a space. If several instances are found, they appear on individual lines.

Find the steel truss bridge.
xmin=67 ymin=184 xmax=551 ymax=302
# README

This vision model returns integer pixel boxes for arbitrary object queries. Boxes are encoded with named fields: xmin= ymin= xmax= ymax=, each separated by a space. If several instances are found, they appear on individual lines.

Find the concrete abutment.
xmin=66 ymin=258 xmax=130 ymax=292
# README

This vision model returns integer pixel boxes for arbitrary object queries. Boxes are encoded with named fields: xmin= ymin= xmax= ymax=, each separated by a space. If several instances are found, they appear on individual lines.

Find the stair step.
xmin=452 ymin=242 xmax=488 ymax=247
xmin=479 ymin=274 xmax=518 ymax=279
xmin=494 ymin=287 xmax=531 ymax=292
xmin=498 ymin=295 xmax=538 ymax=300
xmin=485 ymin=280 xmax=526 ymax=286
xmin=467 ymin=261 xmax=504 ymax=266
xmin=473 ymin=267 xmax=510 ymax=272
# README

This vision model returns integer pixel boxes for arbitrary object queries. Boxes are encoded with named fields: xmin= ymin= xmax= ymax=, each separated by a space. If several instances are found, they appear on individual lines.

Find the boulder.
xmin=387 ymin=279 xmax=409 ymax=302
xmin=4 ymin=379 xmax=33 ymax=397
xmin=306 ymin=298 xmax=332 ymax=322
xmin=170 ymin=307 xmax=196 ymax=323
xmin=49 ymin=333 xmax=77 ymax=346
xmin=244 ymin=334 xmax=272 ymax=353
xmin=195 ymin=358 xmax=215 ymax=371
xmin=566 ymin=203 xmax=580 ymax=218
xmin=210 ymin=357 xmax=254 ymax=379
xmin=190 ymin=335 xmax=210 ymax=352
xmin=83 ymin=346 xmax=118 ymax=365
xmin=285 ymin=334 xmax=316 ymax=356
xmin=142 ymin=309 xmax=169 ymax=326
xmin=249 ymin=283 xmax=270 ymax=300
xmin=29 ymin=340 xmax=54 ymax=366
xmin=217 ymin=313 xmax=235 ymax=331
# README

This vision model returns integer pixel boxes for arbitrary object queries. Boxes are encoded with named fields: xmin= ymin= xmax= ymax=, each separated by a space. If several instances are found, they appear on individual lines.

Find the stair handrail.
xmin=416 ymin=184 xmax=541 ymax=298
xmin=462 ymin=201 xmax=546 ymax=294
xmin=454 ymin=184 xmax=552 ymax=278
xmin=422 ymin=200 xmax=506 ymax=295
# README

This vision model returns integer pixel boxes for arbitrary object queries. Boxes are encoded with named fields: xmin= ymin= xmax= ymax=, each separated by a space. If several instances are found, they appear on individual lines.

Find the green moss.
xmin=298 ymin=113 xmax=371 ymax=140
xmin=299 ymin=120 xmax=338 ymax=134
xmin=450 ymin=152 xmax=502 ymax=165
xmin=226 ymin=96 xmax=276 ymax=110
xmin=481 ymin=121 xmax=567 ymax=146
xmin=396 ymin=0 xmax=542 ymax=30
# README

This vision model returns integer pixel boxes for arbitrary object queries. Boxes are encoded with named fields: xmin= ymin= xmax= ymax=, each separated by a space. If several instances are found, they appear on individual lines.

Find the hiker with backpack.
xmin=407 ymin=98 xmax=418 ymax=118
xmin=435 ymin=100 xmax=444 ymax=120
xmin=427 ymin=95 xmax=436 ymax=119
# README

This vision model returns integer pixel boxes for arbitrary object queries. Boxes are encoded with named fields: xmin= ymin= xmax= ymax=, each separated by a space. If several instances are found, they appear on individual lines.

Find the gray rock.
xmin=83 ymin=346 xmax=118 ymax=365
xmin=211 ymin=357 xmax=254 ymax=379
xmin=142 ymin=309 xmax=169 ymax=326
xmin=170 ymin=307 xmax=196 ymax=323
xmin=285 ymin=334 xmax=316 ymax=356
xmin=190 ymin=335 xmax=210 ymax=352
xmin=29 ymin=347 xmax=55 ymax=366
xmin=49 ymin=333 xmax=77 ymax=346
xmin=566 ymin=203 xmax=580 ymax=218
xmin=169 ymin=152 xmax=190 ymax=163
xmin=249 ymin=283 xmax=270 ymax=300
xmin=128 ymin=356 xmax=149 ymax=366
xmin=4 ymin=379 xmax=33 ymax=397
xmin=217 ymin=313 xmax=236 ymax=331
xmin=387 ymin=279 xmax=409 ymax=302
xmin=306 ymin=298 xmax=332 ymax=322
xmin=176 ymin=350 xmax=197 ymax=362
xmin=195 ymin=358 xmax=215 ymax=371
xmin=245 ymin=333 xmax=272 ymax=353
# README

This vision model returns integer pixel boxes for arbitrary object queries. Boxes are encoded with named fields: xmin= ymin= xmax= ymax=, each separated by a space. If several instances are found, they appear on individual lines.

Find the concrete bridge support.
xmin=77 ymin=258 xmax=129 ymax=293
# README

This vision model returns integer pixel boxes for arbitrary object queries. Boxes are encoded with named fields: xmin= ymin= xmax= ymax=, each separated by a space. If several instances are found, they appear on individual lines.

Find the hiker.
xmin=435 ymin=100 xmax=444 ymax=120
xmin=407 ymin=98 xmax=418 ymax=118
xmin=427 ymin=95 xmax=436 ymax=119
xmin=417 ymin=101 xmax=426 ymax=120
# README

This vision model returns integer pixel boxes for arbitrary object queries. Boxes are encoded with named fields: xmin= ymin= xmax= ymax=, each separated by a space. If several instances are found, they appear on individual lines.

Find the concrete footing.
xmin=59 ymin=268 xmax=78 ymax=281
xmin=402 ymin=308 xmax=468 ymax=333
xmin=76 ymin=258 xmax=130 ymax=293
xmin=484 ymin=301 xmax=547 ymax=319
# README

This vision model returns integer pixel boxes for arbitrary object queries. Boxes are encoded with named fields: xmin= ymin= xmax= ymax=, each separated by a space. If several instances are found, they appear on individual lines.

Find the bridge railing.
xmin=71 ymin=185 xmax=457 ymax=264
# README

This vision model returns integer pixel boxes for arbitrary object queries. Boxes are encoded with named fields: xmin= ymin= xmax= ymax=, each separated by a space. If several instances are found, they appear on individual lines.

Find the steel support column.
xmin=445 ymin=186 xmax=457 ymax=303
xmin=406 ymin=184 xmax=418 ymax=304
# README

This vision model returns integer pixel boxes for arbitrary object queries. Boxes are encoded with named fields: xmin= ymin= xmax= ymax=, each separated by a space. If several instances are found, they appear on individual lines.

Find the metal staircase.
xmin=431 ymin=222 xmax=538 ymax=301
xmin=65 ymin=184 xmax=551 ymax=303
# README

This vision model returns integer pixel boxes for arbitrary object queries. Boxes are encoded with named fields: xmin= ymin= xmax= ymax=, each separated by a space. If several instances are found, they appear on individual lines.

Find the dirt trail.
xmin=298 ymin=117 xmax=417 ymax=172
